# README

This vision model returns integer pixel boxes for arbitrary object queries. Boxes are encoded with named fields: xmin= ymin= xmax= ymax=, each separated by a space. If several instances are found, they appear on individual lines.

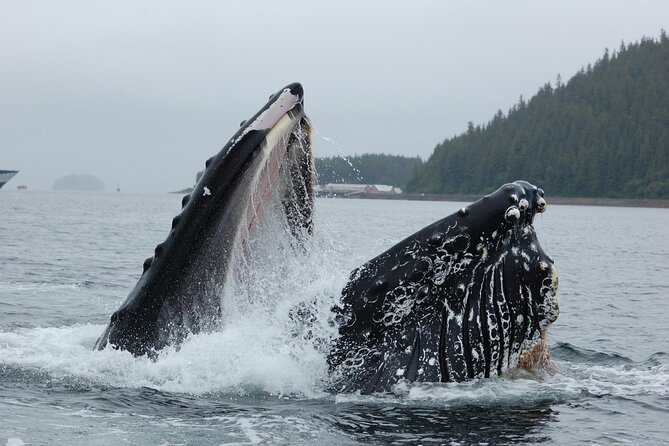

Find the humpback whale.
xmin=327 ymin=181 xmax=558 ymax=393
xmin=95 ymin=83 xmax=314 ymax=356
xmin=96 ymin=83 xmax=558 ymax=393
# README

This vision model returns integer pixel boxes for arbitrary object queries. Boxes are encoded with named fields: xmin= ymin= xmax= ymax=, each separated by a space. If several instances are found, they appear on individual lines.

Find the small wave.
xmin=645 ymin=351 xmax=669 ymax=366
xmin=334 ymin=359 xmax=669 ymax=408
xmin=556 ymin=360 xmax=669 ymax=398
xmin=0 ymin=281 xmax=80 ymax=292
xmin=551 ymin=341 xmax=634 ymax=365
xmin=335 ymin=376 xmax=569 ymax=408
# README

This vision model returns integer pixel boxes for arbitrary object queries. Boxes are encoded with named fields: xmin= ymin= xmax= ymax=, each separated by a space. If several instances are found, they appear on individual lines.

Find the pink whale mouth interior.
xmin=245 ymin=134 xmax=288 ymax=237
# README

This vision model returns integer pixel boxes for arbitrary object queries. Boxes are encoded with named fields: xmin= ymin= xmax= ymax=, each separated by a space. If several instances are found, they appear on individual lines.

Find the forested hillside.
xmin=315 ymin=154 xmax=422 ymax=188
xmin=408 ymin=33 xmax=669 ymax=198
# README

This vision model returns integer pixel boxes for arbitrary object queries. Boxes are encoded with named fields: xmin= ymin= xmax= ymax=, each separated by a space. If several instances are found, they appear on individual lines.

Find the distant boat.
xmin=16 ymin=185 xmax=27 ymax=190
xmin=0 ymin=170 xmax=18 ymax=189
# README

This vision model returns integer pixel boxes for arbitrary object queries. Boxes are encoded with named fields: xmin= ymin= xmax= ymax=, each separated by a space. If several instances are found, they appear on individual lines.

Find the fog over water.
xmin=1 ymin=1 xmax=668 ymax=192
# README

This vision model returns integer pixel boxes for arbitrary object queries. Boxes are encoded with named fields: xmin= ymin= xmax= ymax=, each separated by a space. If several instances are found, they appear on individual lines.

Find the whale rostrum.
xmin=95 ymin=83 xmax=558 ymax=393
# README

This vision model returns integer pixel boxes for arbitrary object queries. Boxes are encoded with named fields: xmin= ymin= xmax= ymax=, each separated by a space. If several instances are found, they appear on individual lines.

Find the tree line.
xmin=406 ymin=32 xmax=669 ymax=198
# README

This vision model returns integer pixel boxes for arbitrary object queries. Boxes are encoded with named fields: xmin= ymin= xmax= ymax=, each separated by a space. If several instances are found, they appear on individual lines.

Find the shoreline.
xmin=330 ymin=193 xmax=669 ymax=209
xmin=172 ymin=188 xmax=669 ymax=208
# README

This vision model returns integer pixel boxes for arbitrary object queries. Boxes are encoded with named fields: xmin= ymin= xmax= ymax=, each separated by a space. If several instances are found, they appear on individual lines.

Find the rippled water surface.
xmin=1 ymin=191 xmax=668 ymax=445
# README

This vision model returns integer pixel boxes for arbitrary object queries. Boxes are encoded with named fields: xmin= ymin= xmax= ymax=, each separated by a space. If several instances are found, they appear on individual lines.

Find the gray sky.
xmin=1 ymin=1 xmax=667 ymax=192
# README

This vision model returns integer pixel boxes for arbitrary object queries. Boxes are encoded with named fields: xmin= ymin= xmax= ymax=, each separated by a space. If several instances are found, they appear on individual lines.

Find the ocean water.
xmin=1 ymin=190 xmax=668 ymax=445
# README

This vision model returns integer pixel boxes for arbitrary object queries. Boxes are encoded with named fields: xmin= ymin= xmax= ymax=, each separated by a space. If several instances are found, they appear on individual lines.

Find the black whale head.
xmin=96 ymin=83 xmax=314 ymax=357
xmin=328 ymin=180 xmax=558 ymax=393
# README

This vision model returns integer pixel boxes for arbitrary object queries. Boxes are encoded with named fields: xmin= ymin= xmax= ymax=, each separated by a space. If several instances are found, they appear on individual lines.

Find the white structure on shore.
xmin=316 ymin=183 xmax=403 ymax=197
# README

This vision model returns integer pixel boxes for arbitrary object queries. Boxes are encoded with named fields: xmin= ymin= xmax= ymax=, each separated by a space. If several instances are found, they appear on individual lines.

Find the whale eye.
xmin=519 ymin=198 xmax=529 ymax=210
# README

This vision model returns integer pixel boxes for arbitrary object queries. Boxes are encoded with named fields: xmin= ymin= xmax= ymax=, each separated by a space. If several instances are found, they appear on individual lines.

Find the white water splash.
xmin=312 ymin=128 xmax=364 ymax=184
xmin=2 ymin=316 xmax=667 ymax=407
xmin=0 ymin=214 xmax=347 ymax=398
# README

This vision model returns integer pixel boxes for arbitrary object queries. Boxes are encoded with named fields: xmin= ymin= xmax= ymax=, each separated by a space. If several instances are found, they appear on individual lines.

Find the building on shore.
xmin=316 ymin=183 xmax=403 ymax=197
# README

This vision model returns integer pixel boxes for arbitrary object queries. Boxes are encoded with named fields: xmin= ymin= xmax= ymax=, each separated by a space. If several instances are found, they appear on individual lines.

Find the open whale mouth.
xmin=195 ymin=84 xmax=314 ymax=249
xmin=95 ymin=83 xmax=314 ymax=357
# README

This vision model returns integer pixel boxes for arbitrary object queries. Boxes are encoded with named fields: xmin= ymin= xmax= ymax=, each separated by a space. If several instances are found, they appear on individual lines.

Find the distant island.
xmin=407 ymin=32 xmax=669 ymax=199
xmin=53 ymin=174 xmax=105 ymax=192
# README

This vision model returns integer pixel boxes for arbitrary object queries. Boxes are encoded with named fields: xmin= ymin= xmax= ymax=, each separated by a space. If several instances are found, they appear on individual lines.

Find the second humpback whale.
xmin=327 ymin=180 xmax=558 ymax=393
xmin=95 ymin=83 xmax=559 ymax=393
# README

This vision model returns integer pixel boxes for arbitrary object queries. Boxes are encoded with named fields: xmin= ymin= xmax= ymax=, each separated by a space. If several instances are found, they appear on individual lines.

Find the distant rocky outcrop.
xmin=53 ymin=174 xmax=105 ymax=192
